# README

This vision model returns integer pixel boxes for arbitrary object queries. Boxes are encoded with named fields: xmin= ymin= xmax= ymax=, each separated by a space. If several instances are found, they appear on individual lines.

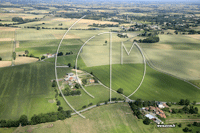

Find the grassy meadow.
xmin=58 ymin=85 xmax=124 ymax=111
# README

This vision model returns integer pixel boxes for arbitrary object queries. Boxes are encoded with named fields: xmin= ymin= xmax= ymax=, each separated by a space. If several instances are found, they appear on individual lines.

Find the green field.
xmin=0 ymin=62 xmax=60 ymax=120
xmin=11 ymin=103 xmax=199 ymax=133
xmin=58 ymin=85 xmax=124 ymax=111
xmin=16 ymin=40 xmax=83 ymax=57
xmin=0 ymin=41 xmax=13 ymax=61
xmin=83 ymin=64 xmax=200 ymax=102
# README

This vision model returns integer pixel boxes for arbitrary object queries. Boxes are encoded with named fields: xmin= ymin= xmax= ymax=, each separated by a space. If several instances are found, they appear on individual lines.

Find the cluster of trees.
xmin=0 ymin=110 xmax=71 ymax=127
xmin=30 ymin=110 xmax=71 ymax=125
xmin=90 ymin=23 xmax=119 ymax=27
xmin=66 ymin=51 xmax=73 ymax=55
xmin=182 ymin=122 xmax=200 ymax=132
xmin=57 ymin=51 xmax=73 ymax=56
xmin=60 ymin=87 xmax=81 ymax=96
xmin=138 ymin=36 xmax=160 ymax=43
xmin=108 ymin=97 xmax=122 ymax=101
xmin=117 ymin=33 xmax=128 ymax=38
xmin=12 ymin=17 xmax=39 ymax=24
xmin=129 ymin=101 xmax=144 ymax=119
xmin=129 ymin=99 xmax=157 ymax=120
xmin=171 ymin=105 xmax=198 ymax=114
xmin=178 ymin=99 xmax=191 ymax=106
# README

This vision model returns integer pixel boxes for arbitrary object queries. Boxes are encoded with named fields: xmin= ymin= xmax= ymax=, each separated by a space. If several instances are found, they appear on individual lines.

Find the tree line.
xmin=0 ymin=110 xmax=71 ymax=127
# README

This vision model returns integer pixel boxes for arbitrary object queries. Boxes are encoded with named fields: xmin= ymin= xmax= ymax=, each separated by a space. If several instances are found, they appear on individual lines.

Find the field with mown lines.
xmin=0 ymin=41 xmax=13 ymax=61
xmin=83 ymin=64 xmax=200 ymax=102
xmin=0 ymin=62 xmax=63 ymax=120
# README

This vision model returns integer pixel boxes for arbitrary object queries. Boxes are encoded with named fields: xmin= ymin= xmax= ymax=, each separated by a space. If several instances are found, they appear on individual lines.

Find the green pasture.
xmin=58 ymin=85 xmax=124 ymax=111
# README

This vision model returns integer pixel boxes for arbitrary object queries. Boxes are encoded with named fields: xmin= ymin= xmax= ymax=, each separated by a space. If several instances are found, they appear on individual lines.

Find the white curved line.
xmin=76 ymin=35 xmax=96 ymax=98
xmin=127 ymin=42 xmax=146 ymax=98
xmin=55 ymin=15 xmax=86 ymax=119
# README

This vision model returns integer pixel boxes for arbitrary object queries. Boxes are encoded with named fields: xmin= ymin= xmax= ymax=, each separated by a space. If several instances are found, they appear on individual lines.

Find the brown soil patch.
xmin=48 ymin=99 xmax=55 ymax=103
xmin=0 ymin=61 xmax=12 ymax=67
xmin=16 ymin=41 xmax=19 ymax=48
xmin=0 ymin=38 xmax=14 ymax=41
xmin=71 ymin=69 xmax=83 ymax=73
xmin=185 ymin=35 xmax=200 ymax=40
xmin=14 ymin=57 xmax=38 ymax=65
xmin=0 ymin=27 xmax=19 ymax=31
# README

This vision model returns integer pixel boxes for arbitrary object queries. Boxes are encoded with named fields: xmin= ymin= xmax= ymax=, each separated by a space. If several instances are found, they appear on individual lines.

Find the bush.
xmin=41 ymin=56 xmax=45 ymax=60
xmin=88 ymin=103 xmax=93 ymax=106
xmin=82 ymin=105 xmax=87 ymax=108
xmin=117 ymin=88 xmax=123 ymax=94
xmin=143 ymin=118 xmax=151 ymax=125
xmin=0 ymin=57 xmax=2 ymax=61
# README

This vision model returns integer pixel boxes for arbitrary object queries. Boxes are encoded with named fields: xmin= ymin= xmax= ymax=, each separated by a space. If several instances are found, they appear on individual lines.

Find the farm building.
xmin=157 ymin=102 xmax=165 ymax=109
xmin=145 ymin=114 xmax=163 ymax=124
xmin=89 ymin=79 xmax=95 ymax=83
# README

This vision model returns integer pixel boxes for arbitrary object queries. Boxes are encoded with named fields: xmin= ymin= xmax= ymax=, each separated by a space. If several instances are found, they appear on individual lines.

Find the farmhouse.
xmin=145 ymin=114 xmax=163 ymax=124
xmin=89 ymin=79 xmax=95 ymax=83
xmin=144 ymin=106 xmax=166 ymax=119
xmin=157 ymin=102 xmax=167 ymax=109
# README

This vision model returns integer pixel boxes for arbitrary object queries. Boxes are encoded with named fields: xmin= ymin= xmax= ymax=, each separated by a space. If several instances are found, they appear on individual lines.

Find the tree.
xmin=75 ymin=83 xmax=80 ymax=89
xmin=117 ymin=88 xmax=123 ymax=94
xmin=41 ymin=56 xmax=45 ymax=60
xmin=57 ymin=112 xmax=65 ymax=120
xmin=166 ymin=102 xmax=172 ymax=107
xmin=179 ymin=99 xmax=185 ymax=105
xmin=13 ymin=52 xmax=16 ymax=60
xmin=82 ymin=79 xmax=87 ymax=85
xmin=0 ymin=57 xmax=2 ymax=61
xmin=183 ymin=127 xmax=189 ymax=132
xmin=52 ymin=80 xmax=57 ymax=87
xmin=105 ymin=40 xmax=107 ymax=43
xmin=57 ymin=100 xmax=61 ymax=106
xmin=143 ymin=118 xmax=151 ymax=125
xmin=193 ymin=101 xmax=196 ymax=105
xmin=58 ymin=106 xmax=63 ymax=111
xmin=57 ymin=52 xmax=63 ymax=56
xmin=174 ymin=30 xmax=178 ymax=34
xmin=25 ymin=50 xmax=29 ymax=55
xmin=19 ymin=115 xmax=28 ymax=126
xmin=178 ymin=123 xmax=182 ymax=127
xmin=185 ymin=99 xmax=190 ymax=106
xmin=67 ymin=63 xmax=71 ymax=67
